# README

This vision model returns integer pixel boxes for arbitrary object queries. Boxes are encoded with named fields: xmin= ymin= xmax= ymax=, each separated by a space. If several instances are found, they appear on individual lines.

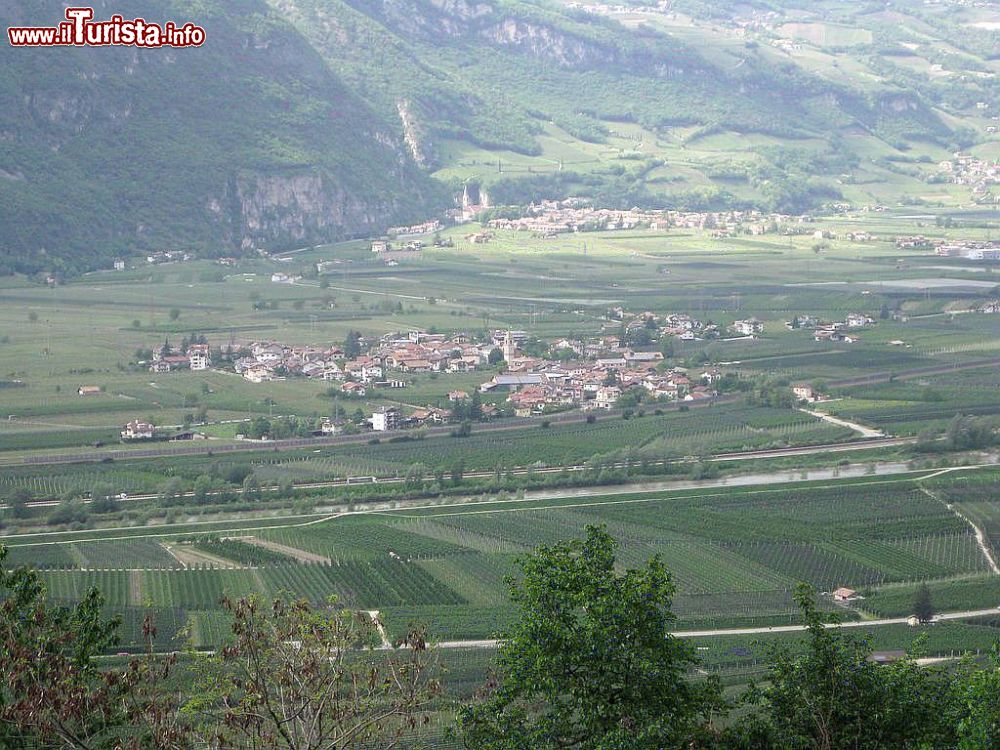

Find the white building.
xmin=243 ymin=365 xmax=274 ymax=383
xmin=372 ymin=407 xmax=400 ymax=432
xmin=121 ymin=420 xmax=154 ymax=440
xmin=594 ymin=386 xmax=621 ymax=410
xmin=792 ymin=384 xmax=816 ymax=402
xmin=189 ymin=351 xmax=210 ymax=370
xmin=732 ymin=318 xmax=763 ymax=337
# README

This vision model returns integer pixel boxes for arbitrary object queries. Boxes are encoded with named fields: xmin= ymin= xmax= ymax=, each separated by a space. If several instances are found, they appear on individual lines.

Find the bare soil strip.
xmin=367 ymin=610 xmax=392 ymax=649
xmin=918 ymin=476 xmax=1000 ymax=575
xmin=233 ymin=536 xmax=331 ymax=564
xmin=128 ymin=569 xmax=143 ymax=606
xmin=162 ymin=543 xmax=246 ymax=569
xmin=159 ymin=542 xmax=189 ymax=569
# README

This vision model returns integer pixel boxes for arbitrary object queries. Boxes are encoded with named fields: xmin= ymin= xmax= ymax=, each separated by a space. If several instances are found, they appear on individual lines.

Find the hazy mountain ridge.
xmin=1 ymin=0 xmax=995 ymax=274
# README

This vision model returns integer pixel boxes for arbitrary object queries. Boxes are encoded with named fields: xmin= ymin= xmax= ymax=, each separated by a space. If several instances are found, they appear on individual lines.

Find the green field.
xmin=2 ymin=469 xmax=995 ymax=659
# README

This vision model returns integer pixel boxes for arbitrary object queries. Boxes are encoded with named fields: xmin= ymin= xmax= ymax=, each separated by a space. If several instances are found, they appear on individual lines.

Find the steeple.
xmin=502 ymin=330 xmax=516 ymax=362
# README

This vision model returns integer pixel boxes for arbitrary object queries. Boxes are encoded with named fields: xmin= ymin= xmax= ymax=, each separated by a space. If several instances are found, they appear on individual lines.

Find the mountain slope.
xmin=271 ymin=0 xmax=988 ymax=211
xmin=0 ymin=0 xmax=445 ymax=275
xmin=2 ymin=0 xmax=995 ymax=275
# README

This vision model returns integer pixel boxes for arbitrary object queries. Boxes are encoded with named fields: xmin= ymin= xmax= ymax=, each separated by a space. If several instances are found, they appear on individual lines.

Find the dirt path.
xmin=128 ymin=570 xmax=143 ymax=606
xmin=232 ymin=536 xmax=331 ymax=564
xmin=162 ymin=543 xmax=246 ymax=569
xmin=918 ymin=472 xmax=1000 ymax=576
xmin=367 ymin=610 xmax=392 ymax=649
xmin=159 ymin=542 xmax=189 ymax=569
xmin=800 ymin=408 xmax=885 ymax=438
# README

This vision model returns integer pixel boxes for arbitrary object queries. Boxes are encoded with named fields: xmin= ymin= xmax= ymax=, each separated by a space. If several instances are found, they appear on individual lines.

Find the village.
xmin=131 ymin=310 xmax=778 ymax=437
xmin=480 ymin=200 xmax=799 ymax=238
xmin=937 ymin=153 xmax=999 ymax=202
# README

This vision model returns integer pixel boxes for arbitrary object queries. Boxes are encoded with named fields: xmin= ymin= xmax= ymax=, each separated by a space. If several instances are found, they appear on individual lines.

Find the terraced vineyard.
xmin=8 ymin=469 xmax=997 ymax=648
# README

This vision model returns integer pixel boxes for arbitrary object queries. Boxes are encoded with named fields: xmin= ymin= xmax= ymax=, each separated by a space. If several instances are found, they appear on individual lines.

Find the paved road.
xmin=433 ymin=608 xmax=1000 ymax=649
xmin=94 ymin=607 xmax=1000 ymax=660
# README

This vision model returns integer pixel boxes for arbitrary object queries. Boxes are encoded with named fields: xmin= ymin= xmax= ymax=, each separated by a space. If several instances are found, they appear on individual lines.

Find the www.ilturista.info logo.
xmin=8 ymin=7 xmax=205 ymax=47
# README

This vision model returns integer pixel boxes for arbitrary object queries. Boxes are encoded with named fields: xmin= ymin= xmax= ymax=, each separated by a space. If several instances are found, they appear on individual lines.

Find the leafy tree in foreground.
xmin=953 ymin=645 xmax=1000 ymax=749
xmin=192 ymin=595 xmax=439 ymax=750
xmin=0 ymin=544 xmax=189 ymax=750
xmin=729 ymin=584 xmax=957 ymax=750
xmin=456 ymin=525 xmax=723 ymax=750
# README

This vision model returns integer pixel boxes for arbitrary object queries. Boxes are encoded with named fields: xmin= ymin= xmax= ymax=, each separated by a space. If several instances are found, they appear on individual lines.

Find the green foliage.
xmin=913 ymin=583 xmax=935 ymax=624
xmin=728 ymin=585 xmax=959 ymax=749
xmin=456 ymin=525 xmax=722 ymax=750
xmin=0 ymin=0 xmax=444 ymax=275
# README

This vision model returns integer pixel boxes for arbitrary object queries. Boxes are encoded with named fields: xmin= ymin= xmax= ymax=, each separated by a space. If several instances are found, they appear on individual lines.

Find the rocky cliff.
xmin=0 ymin=0 xmax=445 ymax=274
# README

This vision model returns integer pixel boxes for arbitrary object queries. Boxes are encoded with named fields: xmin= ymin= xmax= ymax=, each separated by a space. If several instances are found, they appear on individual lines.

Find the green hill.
xmin=1 ymin=0 xmax=997 ymax=274
xmin=0 ymin=0 xmax=445 ymax=275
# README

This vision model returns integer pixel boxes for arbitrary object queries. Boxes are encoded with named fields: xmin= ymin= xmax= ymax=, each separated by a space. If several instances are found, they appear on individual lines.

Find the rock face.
xmin=483 ymin=18 xmax=613 ymax=67
xmin=397 ymin=99 xmax=435 ymax=169
xmin=0 ymin=0 xmax=445 ymax=274
xmin=221 ymin=171 xmax=408 ymax=250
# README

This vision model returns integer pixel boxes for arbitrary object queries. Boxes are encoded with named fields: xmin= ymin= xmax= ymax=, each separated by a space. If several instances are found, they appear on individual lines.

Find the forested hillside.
xmin=1 ymin=0 xmax=996 ymax=274
xmin=0 ymin=0 xmax=444 ymax=275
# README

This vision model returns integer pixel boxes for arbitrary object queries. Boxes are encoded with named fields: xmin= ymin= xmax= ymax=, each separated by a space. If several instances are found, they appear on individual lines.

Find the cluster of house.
xmin=938 ymin=154 xmax=998 ymax=200
xmin=478 ymin=354 xmax=718 ymax=417
xmin=219 ymin=321 xmax=728 ymax=421
xmin=367 ymin=405 xmax=459 ymax=432
xmin=607 ymin=307 xmax=765 ymax=341
xmin=786 ymin=313 xmax=874 ymax=343
xmin=386 ymin=220 xmax=442 ymax=236
xmin=145 ymin=250 xmax=192 ymax=264
xmin=369 ymin=236 xmax=453 ymax=264
xmin=231 ymin=331 xmax=508 ymax=387
xmin=895 ymin=236 xmax=1000 ymax=260
xmin=149 ymin=344 xmax=212 ymax=373
xmin=484 ymin=201 xmax=794 ymax=238
xmin=371 ymin=239 xmax=419 ymax=254
xmin=934 ymin=241 xmax=1000 ymax=261
xmin=234 ymin=342 xmax=347 ymax=384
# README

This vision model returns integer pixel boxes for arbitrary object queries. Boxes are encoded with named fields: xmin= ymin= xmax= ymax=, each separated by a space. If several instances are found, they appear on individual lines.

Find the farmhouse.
xmin=77 ymin=385 xmax=101 ymax=396
xmin=731 ymin=318 xmax=763 ymax=337
xmin=832 ymin=587 xmax=857 ymax=602
xmin=792 ymin=384 xmax=816 ymax=402
xmin=121 ymin=420 xmax=154 ymax=440
xmin=243 ymin=365 xmax=275 ymax=383
xmin=340 ymin=381 xmax=367 ymax=397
